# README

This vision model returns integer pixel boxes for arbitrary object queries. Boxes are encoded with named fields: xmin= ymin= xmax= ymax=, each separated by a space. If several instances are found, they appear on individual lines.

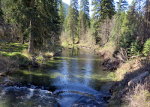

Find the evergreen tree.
xmin=0 ymin=0 xmax=3 ymax=22
xmin=113 ymin=0 xmax=128 ymax=45
xmin=92 ymin=0 xmax=115 ymax=44
xmin=100 ymin=0 xmax=115 ymax=20
xmin=2 ymin=0 xmax=60 ymax=53
xmin=144 ymin=0 xmax=150 ymax=40
xmin=58 ymin=0 xmax=65 ymax=31
xmin=79 ymin=0 xmax=90 ymax=36
xmin=67 ymin=0 xmax=79 ymax=44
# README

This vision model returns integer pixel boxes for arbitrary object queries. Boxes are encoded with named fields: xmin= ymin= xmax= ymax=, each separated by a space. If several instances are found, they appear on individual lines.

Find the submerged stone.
xmin=0 ymin=86 xmax=59 ymax=107
xmin=72 ymin=96 xmax=107 ymax=107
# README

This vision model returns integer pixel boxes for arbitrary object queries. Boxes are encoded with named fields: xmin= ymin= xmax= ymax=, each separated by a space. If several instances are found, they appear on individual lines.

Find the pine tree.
xmin=67 ymin=0 xmax=79 ymax=44
xmin=3 ymin=0 xmax=60 ymax=53
xmin=100 ymin=0 xmax=115 ymax=20
xmin=92 ymin=0 xmax=115 ymax=44
xmin=79 ymin=0 xmax=90 ymax=36
xmin=113 ymin=0 xmax=128 ymax=45
xmin=144 ymin=0 xmax=150 ymax=40
xmin=0 ymin=0 xmax=3 ymax=22
xmin=58 ymin=0 xmax=65 ymax=31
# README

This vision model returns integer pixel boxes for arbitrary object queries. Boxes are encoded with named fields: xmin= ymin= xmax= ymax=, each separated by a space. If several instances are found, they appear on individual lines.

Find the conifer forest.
xmin=0 ymin=0 xmax=150 ymax=107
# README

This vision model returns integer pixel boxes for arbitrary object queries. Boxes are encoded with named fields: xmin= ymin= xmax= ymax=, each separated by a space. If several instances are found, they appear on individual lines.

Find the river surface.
xmin=0 ymin=48 xmax=114 ymax=107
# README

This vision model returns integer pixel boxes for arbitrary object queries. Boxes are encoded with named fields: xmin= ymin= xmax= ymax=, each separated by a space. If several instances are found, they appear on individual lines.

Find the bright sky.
xmin=62 ymin=0 xmax=133 ymax=5
xmin=63 ymin=0 xmax=70 ymax=5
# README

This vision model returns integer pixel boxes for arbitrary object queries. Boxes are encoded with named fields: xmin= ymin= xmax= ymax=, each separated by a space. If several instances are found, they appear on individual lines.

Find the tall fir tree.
xmin=0 ymin=0 xmax=3 ymax=22
xmin=58 ymin=0 xmax=65 ymax=31
xmin=79 ymin=0 xmax=90 ymax=36
xmin=2 ymin=0 xmax=60 ymax=53
xmin=92 ymin=0 xmax=115 ymax=44
xmin=67 ymin=0 xmax=79 ymax=44
xmin=113 ymin=0 xmax=128 ymax=45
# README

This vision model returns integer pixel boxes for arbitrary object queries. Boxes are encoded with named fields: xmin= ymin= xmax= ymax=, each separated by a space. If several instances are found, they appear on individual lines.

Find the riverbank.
xmin=97 ymin=43 xmax=150 ymax=107
xmin=0 ymin=42 xmax=62 ymax=68
xmin=108 ymin=57 xmax=150 ymax=107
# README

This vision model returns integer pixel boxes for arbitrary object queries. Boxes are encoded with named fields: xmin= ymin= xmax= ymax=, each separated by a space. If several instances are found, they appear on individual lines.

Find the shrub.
xmin=119 ymin=33 xmax=133 ymax=52
xmin=124 ymin=84 xmax=150 ymax=107
xmin=9 ymin=53 xmax=31 ymax=67
xmin=129 ymin=41 xmax=141 ymax=56
xmin=143 ymin=39 xmax=150 ymax=56
xmin=0 ymin=56 xmax=18 ymax=74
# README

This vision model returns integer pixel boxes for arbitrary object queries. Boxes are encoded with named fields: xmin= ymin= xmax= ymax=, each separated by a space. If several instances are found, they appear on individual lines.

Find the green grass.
xmin=0 ymin=42 xmax=28 ymax=56
xmin=0 ymin=43 xmax=32 ymax=66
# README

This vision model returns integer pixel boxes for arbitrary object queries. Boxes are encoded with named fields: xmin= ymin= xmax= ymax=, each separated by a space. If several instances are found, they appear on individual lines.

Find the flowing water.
xmin=0 ymin=48 xmax=114 ymax=107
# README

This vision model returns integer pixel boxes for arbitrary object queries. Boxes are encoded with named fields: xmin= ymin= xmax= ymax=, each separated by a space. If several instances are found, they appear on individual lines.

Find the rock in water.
xmin=0 ymin=86 xmax=59 ymax=107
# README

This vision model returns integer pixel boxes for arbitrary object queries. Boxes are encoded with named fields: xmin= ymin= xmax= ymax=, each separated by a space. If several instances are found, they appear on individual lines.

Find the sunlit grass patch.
xmin=115 ymin=58 xmax=143 ymax=81
xmin=0 ymin=43 xmax=28 ymax=53
xmin=0 ymin=43 xmax=28 ymax=57
xmin=21 ymin=49 xmax=32 ymax=59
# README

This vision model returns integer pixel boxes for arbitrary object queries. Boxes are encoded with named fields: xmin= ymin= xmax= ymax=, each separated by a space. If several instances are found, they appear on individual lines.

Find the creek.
xmin=0 ymin=48 xmax=114 ymax=107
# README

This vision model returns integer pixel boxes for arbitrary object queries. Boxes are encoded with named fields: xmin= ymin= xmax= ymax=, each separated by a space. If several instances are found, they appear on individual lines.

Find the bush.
xmin=143 ymin=39 xmax=150 ymax=56
xmin=10 ymin=53 xmax=31 ymax=67
xmin=0 ymin=56 xmax=18 ymax=74
xmin=129 ymin=41 xmax=141 ymax=56
xmin=125 ymin=84 xmax=150 ymax=107
xmin=119 ymin=32 xmax=134 ymax=49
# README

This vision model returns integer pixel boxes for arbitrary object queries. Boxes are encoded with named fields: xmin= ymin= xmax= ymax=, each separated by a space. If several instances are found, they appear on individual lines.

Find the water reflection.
xmin=0 ymin=47 xmax=114 ymax=107
xmin=51 ymin=48 xmax=105 ymax=106
xmin=53 ymin=48 xmax=101 ymax=87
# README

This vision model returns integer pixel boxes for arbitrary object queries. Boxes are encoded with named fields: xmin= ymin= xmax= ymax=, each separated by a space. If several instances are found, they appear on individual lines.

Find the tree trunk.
xmin=28 ymin=0 xmax=35 ymax=54
xmin=28 ymin=20 xmax=35 ymax=54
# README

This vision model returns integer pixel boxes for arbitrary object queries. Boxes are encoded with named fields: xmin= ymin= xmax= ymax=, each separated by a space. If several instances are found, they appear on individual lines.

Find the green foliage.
xmin=143 ymin=39 xmax=150 ymax=56
xmin=113 ymin=1 xmax=142 ymax=57
xmin=0 ymin=0 xmax=3 ymax=20
xmin=10 ymin=53 xmax=31 ymax=66
xmin=119 ymin=32 xmax=134 ymax=49
xmin=58 ymin=0 xmax=65 ymax=30
xmin=92 ymin=0 xmax=115 ymax=45
xmin=2 ymin=0 xmax=61 ymax=51
xmin=79 ymin=0 xmax=90 ymax=36
xmin=66 ymin=0 xmax=79 ymax=44
xmin=129 ymin=41 xmax=141 ymax=56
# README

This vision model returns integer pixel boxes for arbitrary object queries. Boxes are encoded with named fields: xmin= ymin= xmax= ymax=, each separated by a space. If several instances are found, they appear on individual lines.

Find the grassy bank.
xmin=0 ymin=43 xmax=32 ymax=67
xmin=0 ymin=42 xmax=60 ymax=70
xmin=108 ymin=57 xmax=150 ymax=106
xmin=97 ymin=42 xmax=150 ymax=107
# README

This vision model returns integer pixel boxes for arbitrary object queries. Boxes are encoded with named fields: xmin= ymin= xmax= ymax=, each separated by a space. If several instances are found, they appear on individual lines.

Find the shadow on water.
xmin=0 ymin=47 xmax=114 ymax=107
